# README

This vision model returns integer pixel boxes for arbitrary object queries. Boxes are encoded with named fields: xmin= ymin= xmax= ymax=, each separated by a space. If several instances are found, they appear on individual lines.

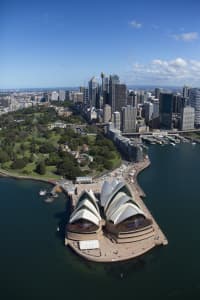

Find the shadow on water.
xmin=101 ymin=246 xmax=164 ymax=279
xmin=53 ymin=195 xmax=72 ymax=244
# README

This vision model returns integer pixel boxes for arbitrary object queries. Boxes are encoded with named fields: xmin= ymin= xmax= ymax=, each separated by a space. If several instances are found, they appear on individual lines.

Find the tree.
xmin=0 ymin=150 xmax=10 ymax=163
xmin=56 ymin=159 xmax=82 ymax=180
xmin=11 ymin=158 xmax=27 ymax=169
xmin=46 ymin=152 xmax=60 ymax=166
xmin=35 ymin=161 xmax=46 ymax=175
xmin=39 ymin=143 xmax=56 ymax=154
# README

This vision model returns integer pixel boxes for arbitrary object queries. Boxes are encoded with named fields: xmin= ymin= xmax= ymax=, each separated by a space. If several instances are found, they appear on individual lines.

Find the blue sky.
xmin=1 ymin=0 xmax=200 ymax=88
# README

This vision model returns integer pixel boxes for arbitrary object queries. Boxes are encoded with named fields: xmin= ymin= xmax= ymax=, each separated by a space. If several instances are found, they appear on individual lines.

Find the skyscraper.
xmin=180 ymin=106 xmax=195 ymax=130
xmin=190 ymin=88 xmax=200 ymax=127
xmin=101 ymin=73 xmax=109 ymax=105
xmin=127 ymin=91 xmax=137 ymax=107
xmin=81 ymin=87 xmax=89 ymax=106
xmin=113 ymin=111 xmax=121 ymax=130
xmin=173 ymin=94 xmax=184 ymax=114
xmin=88 ymin=77 xmax=99 ymax=108
xmin=121 ymin=105 xmax=137 ymax=133
xmin=109 ymin=75 xmax=127 ymax=112
xmin=159 ymin=93 xmax=173 ymax=129
xmin=103 ymin=104 xmax=112 ymax=123
xmin=155 ymin=88 xmax=163 ymax=99
xmin=144 ymin=102 xmax=154 ymax=124
xmin=59 ymin=90 xmax=66 ymax=101
xmin=183 ymin=85 xmax=190 ymax=99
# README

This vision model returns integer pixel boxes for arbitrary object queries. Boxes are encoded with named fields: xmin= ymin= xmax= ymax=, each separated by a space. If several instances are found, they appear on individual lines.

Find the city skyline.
xmin=1 ymin=0 xmax=200 ymax=88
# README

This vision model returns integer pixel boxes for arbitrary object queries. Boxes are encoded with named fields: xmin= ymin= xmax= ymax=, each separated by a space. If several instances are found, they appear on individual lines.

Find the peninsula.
xmin=65 ymin=157 xmax=168 ymax=262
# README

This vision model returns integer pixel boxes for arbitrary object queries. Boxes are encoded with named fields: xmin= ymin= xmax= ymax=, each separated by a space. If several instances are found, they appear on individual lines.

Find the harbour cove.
xmin=0 ymin=143 xmax=200 ymax=299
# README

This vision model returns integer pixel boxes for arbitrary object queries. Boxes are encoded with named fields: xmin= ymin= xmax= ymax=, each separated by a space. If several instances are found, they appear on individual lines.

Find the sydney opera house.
xmin=66 ymin=180 xmax=166 ymax=262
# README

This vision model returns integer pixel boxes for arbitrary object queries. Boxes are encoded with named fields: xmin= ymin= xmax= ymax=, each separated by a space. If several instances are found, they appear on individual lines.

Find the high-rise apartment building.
xmin=180 ymin=106 xmax=195 ymax=130
xmin=81 ymin=87 xmax=89 ymax=106
xmin=144 ymin=102 xmax=154 ymax=124
xmin=121 ymin=105 xmax=137 ymax=133
xmin=103 ymin=104 xmax=112 ymax=123
xmin=190 ymin=88 xmax=200 ymax=127
xmin=59 ymin=90 xmax=66 ymax=101
xmin=113 ymin=111 xmax=121 ymax=130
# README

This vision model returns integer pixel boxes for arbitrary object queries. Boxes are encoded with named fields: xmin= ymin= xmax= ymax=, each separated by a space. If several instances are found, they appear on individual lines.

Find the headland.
xmin=65 ymin=156 xmax=168 ymax=262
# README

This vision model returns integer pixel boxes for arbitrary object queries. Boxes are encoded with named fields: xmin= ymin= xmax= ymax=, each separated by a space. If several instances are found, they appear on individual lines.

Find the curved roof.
xmin=75 ymin=199 xmax=101 ymax=220
xmin=69 ymin=208 xmax=100 ymax=226
xmin=100 ymin=180 xmax=119 ymax=207
xmin=106 ymin=193 xmax=132 ymax=219
xmin=104 ymin=181 xmax=132 ymax=211
xmin=100 ymin=181 xmax=113 ymax=207
xmin=78 ymin=190 xmax=99 ymax=212
xmin=108 ymin=203 xmax=146 ymax=225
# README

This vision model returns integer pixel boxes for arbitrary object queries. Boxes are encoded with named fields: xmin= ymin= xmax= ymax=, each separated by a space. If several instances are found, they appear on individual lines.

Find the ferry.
xmin=39 ymin=190 xmax=47 ymax=196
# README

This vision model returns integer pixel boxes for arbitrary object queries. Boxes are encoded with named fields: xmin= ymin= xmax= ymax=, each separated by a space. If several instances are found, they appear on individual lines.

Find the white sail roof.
xmin=106 ymin=193 xmax=131 ymax=219
xmin=109 ymin=203 xmax=146 ymax=225
xmin=100 ymin=181 xmax=113 ymax=207
xmin=75 ymin=199 xmax=101 ymax=220
xmin=104 ymin=181 xmax=128 ymax=211
xmin=78 ymin=190 xmax=99 ymax=212
xmin=69 ymin=208 xmax=100 ymax=226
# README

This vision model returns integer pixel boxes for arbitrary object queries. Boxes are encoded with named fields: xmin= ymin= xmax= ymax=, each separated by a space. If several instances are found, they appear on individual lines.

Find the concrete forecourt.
xmin=65 ymin=157 xmax=168 ymax=262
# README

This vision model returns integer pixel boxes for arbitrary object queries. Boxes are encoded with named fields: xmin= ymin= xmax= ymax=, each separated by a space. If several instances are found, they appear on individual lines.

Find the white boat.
xmin=192 ymin=142 xmax=196 ymax=145
xmin=39 ymin=190 xmax=47 ymax=196
xmin=170 ymin=142 xmax=176 ymax=146
xmin=44 ymin=197 xmax=54 ymax=203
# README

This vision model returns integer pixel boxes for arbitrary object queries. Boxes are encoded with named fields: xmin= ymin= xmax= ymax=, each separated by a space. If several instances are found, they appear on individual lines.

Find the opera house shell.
xmin=100 ymin=180 xmax=153 ymax=243
xmin=67 ymin=180 xmax=154 ymax=245
xmin=67 ymin=190 xmax=102 ymax=241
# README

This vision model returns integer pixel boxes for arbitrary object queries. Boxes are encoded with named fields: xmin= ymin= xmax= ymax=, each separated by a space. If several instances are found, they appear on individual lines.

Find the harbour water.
xmin=0 ymin=143 xmax=200 ymax=300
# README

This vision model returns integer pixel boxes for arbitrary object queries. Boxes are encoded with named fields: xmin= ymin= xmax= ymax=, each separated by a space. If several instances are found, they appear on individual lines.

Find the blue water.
xmin=0 ymin=143 xmax=200 ymax=299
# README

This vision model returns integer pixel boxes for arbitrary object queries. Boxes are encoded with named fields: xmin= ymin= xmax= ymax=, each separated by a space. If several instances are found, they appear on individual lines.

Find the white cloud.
xmin=125 ymin=58 xmax=200 ymax=85
xmin=129 ymin=20 xmax=142 ymax=29
xmin=172 ymin=32 xmax=199 ymax=41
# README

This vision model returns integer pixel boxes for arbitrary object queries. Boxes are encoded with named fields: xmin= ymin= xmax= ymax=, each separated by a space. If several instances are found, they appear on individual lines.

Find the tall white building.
xmin=51 ymin=91 xmax=59 ymax=101
xmin=144 ymin=102 xmax=154 ymax=123
xmin=121 ymin=105 xmax=137 ymax=133
xmin=180 ymin=106 xmax=195 ymax=130
xmin=103 ymin=104 xmax=112 ymax=123
xmin=113 ymin=111 xmax=121 ymax=130
xmin=59 ymin=90 xmax=66 ymax=101
xmin=190 ymin=88 xmax=200 ymax=127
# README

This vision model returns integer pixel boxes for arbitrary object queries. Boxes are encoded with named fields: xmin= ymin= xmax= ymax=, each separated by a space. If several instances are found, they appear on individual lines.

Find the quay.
xmin=65 ymin=157 xmax=168 ymax=263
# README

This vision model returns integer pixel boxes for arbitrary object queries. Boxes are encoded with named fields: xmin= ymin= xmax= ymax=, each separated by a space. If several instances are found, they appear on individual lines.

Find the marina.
xmin=140 ymin=133 xmax=193 ymax=145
